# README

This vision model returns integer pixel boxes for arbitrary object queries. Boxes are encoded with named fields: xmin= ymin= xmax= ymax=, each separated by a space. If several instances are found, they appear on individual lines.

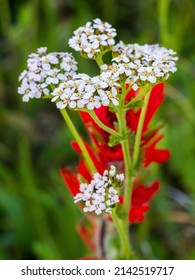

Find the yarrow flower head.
xmin=74 ymin=165 xmax=123 ymax=215
xmin=69 ymin=18 xmax=117 ymax=59
xmin=18 ymin=47 xmax=78 ymax=102
xmin=110 ymin=41 xmax=178 ymax=90
xmin=51 ymin=72 xmax=120 ymax=110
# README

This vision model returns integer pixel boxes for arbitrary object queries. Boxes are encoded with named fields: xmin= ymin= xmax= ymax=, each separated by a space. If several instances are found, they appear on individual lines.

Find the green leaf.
xmin=125 ymin=100 xmax=144 ymax=110
xmin=108 ymin=134 xmax=126 ymax=147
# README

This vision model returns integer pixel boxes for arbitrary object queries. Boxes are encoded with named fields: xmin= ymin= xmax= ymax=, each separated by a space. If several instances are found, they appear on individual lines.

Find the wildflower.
xmin=69 ymin=18 xmax=117 ymax=59
xmin=110 ymin=41 xmax=178 ymax=89
xmin=18 ymin=48 xmax=77 ymax=102
xmin=65 ymin=83 xmax=170 ymax=221
xmin=77 ymin=217 xmax=106 ymax=259
xmin=51 ymin=72 xmax=120 ymax=110
xmin=129 ymin=181 xmax=159 ymax=222
xmin=17 ymin=17 xmax=178 ymax=260
xmin=80 ymin=83 xmax=170 ymax=167
xmin=61 ymin=108 xmax=162 ymax=222
xmin=61 ymin=152 xmax=159 ymax=222
xmin=73 ymin=165 xmax=122 ymax=215
xmin=77 ymin=217 xmax=97 ymax=252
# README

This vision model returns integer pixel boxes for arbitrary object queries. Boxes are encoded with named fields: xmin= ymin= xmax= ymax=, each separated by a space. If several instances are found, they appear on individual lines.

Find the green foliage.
xmin=0 ymin=135 xmax=86 ymax=259
xmin=125 ymin=100 xmax=144 ymax=110
xmin=108 ymin=133 xmax=128 ymax=147
xmin=0 ymin=0 xmax=195 ymax=260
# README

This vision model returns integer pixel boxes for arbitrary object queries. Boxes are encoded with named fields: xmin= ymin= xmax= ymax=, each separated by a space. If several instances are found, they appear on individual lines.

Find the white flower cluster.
xmin=69 ymin=18 xmax=117 ymax=59
xmin=18 ymin=20 xmax=178 ymax=108
xmin=74 ymin=165 xmax=124 ymax=215
xmin=51 ymin=72 xmax=120 ymax=110
xmin=18 ymin=47 xmax=78 ymax=102
xmin=110 ymin=41 xmax=178 ymax=90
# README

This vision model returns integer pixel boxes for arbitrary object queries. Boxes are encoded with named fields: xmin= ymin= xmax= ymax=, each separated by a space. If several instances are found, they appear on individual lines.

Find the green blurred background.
xmin=0 ymin=0 xmax=195 ymax=260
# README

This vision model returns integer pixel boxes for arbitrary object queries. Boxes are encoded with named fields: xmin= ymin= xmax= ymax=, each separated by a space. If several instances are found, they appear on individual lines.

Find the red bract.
xmin=59 ymin=169 xmax=105 ymax=259
xmin=71 ymin=141 xmax=106 ymax=175
xmin=60 ymin=163 xmax=159 ymax=224
xmin=60 ymin=83 xmax=170 ymax=256
xmin=60 ymin=168 xmax=80 ymax=196
xmin=60 ymin=83 xmax=169 ymax=222
xmin=144 ymin=135 xmax=171 ymax=167
xmin=77 ymin=217 xmax=102 ymax=259
xmin=130 ymin=181 xmax=159 ymax=222
xmin=79 ymin=83 xmax=170 ymax=167
xmin=117 ymin=181 xmax=159 ymax=223
xmin=126 ymin=83 xmax=165 ymax=133
xmin=77 ymin=217 xmax=97 ymax=251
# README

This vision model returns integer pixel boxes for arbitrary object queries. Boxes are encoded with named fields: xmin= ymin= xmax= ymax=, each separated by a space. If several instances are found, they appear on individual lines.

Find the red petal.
xmin=60 ymin=167 xmax=80 ymax=196
xmin=131 ymin=181 xmax=160 ymax=206
xmin=97 ymin=143 xmax=124 ymax=162
xmin=77 ymin=159 xmax=92 ymax=183
xmin=119 ymin=181 xmax=159 ymax=223
xmin=71 ymin=141 xmax=105 ymax=174
xmin=145 ymin=149 xmax=170 ymax=167
xmin=79 ymin=111 xmax=94 ymax=124
xmin=71 ymin=141 xmax=83 ymax=153
xmin=144 ymin=135 xmax=171 ymax=166
xmin=126 ymin=108 xmax=139 ymax=132
xmin=80 ymin=256 xmax=99 ymax=260
xmin=143 ymin=83 xmax=165 ymax=132
xmin=129 ymin=205 xmax=150 ymax=223
xmin=77 ymin=218 xmax=97 ymax=251
xmin=125 ymin=87 xmax=136 ymax=102
xmin=126 ymin=83 xmax=165 ymax=133
xmin=80 ymin=107 xmax=116 ymax=143
xmin=94 ymin=106 xmax=116 ymax=129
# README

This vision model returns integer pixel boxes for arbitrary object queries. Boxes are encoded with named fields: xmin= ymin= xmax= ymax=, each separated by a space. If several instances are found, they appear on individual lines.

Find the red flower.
xmin=61 ymin=83 xmax=168 ymax=223
xmin=117 ymin=181 xmax=159 ymax=223
xmin=144 ymin=135 xmax=171 ymax=167
xmin=60 ymin=164 xmax=160 ymax=224
xmin=130 ymin=181 xmax=159 ymax=222
xmin=77 ymin=217 xmax=97 ymax=251
xmin=77 ymin=217 xmax=103 ymax=259
xmin=60 ymin=168 xmax=80 ymax=196
xmin=60 ymin=83 xmax=169 ymax=256
xmin=126 ymin=83 xmax=165 ymax=133
xmin=79 ymin=83 xmax=170 ymax=167
xmin=71 ymin=141 xmax=106 ymax=175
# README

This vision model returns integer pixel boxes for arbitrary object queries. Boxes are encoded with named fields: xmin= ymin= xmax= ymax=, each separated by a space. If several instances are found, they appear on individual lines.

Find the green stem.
xmin=95 ymin=55 xmax=104 ymax=67
xmin=60 ymin=109 xmax=96 ymax=173
xmin=115 ymin=84 xmax=133 ymax=258
xmin=133 ymin=88 xmax=152 ymax=168
xmin=42 ymin=94 xmax=53 ymax=99
xmin=89 ymin=111 xmax=120 ymax=137
xmin=157 ymin=0 xmax=170 ymax=46
xmin=117 ymin=108 xmax=133 ymax=216
xmin=123 ymin=140 xmax=133 ymax=220
xmin=111 ymin=210 xmax=133 ymax=259
xmin=124 ymin=85 xmax=150 ymax=109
